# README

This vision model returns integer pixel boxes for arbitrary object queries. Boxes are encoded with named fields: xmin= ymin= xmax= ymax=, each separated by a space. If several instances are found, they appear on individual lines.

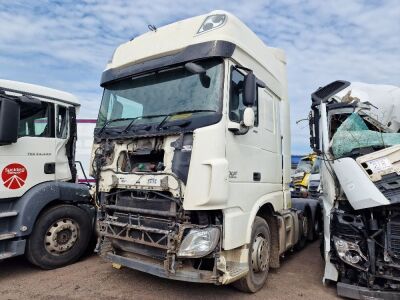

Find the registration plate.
xmin=367 ymin=157 xmax=393 ymax=173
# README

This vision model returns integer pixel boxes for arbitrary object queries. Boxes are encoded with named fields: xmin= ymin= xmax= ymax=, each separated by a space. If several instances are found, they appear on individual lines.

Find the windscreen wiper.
xmin=97 ymin=117 xmax=137 ymax=135
xmin=122 ymin=114 xmax=170 ymax=133
xmin=156 ymin=109 xmax=217 ymax=130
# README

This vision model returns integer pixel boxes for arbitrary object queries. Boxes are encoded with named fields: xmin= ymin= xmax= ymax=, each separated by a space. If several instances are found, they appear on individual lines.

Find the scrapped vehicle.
xmin=309 ymin=80 xmax=400 ymax=299
xmin=0 ymin=79 xmax=94 ymax=269
xmin=308 ymin=158 xmax=321 ymax=199
xmin=92 ymin=11 xmax=321 ymax=292
xmin=291 ymin=153 xmax=317 ymax=197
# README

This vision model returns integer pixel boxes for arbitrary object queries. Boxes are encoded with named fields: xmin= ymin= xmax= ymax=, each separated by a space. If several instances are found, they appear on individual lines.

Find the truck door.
xmin=226 ymin=65 xmax=282 ymax=209
xmin=0 ymin=100 xmax=56 ymax=198
xmin=55 ymin=105 xmax=72 ymax=181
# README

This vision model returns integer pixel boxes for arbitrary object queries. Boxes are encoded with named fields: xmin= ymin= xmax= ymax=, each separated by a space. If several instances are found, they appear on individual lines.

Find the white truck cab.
xmin=309 ymin=80 xmax=400 ymax=299
xmin=92 ymin=11 xmax=321 ymax=292
xmin=0 ymin=79 xmax=94 ymax=269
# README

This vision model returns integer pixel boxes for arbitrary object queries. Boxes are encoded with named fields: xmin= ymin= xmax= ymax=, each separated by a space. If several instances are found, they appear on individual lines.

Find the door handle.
xmin=44 ymin=163 xmax=56 ymax=174
xmin=253 ymin=172 xmax=261 ymax=182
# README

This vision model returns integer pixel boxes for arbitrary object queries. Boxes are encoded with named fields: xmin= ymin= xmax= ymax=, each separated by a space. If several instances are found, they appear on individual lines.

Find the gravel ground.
xmin=0 ymin=241 xmax=339 ymax=300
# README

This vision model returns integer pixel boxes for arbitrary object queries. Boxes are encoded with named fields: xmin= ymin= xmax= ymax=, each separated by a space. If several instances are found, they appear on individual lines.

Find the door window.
xmin=19 ymin=102 xmax=54 ymax=137
xmin=229 ymin=68 xmax=258 ymax=126
xmin=57 ymin=106 xmax=68 ymax=138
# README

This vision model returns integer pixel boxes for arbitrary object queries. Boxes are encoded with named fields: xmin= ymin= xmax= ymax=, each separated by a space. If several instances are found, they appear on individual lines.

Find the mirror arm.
xmin=235 ymin=124 xmax=250 ymax=135
xmin=228 ymin=122 xmax=250 ymax=135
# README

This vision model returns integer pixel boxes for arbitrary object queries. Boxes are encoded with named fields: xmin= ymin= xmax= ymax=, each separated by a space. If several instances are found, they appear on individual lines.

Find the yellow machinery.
xmin=291 ymin=153 xmax=318 ymax=197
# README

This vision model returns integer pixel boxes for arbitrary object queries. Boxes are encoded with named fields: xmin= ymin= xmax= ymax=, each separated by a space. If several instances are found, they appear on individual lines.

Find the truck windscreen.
xmin=97 ymin=58 xmax=223 ymax=130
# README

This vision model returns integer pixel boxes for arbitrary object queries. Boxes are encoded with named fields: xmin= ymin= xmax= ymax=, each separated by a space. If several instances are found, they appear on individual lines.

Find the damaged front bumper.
xmin=96 ymin=186 xmax=241 ymax=284
xmin=338 ymin=282 xmax=400 ymax=300
xmin=107 ymin=252 xmax=218 ymax=284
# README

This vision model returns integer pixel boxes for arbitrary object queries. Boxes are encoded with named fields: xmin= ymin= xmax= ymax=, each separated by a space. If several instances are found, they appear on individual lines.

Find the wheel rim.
xmin=44 ymin=218 xmax=79 ymax=255
xmin=251 ymin=235 xmax=269 ymax=273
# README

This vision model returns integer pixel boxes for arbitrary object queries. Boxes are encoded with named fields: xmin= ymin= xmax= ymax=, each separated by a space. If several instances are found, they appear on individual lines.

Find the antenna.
xmin=148 ymin=24 xmax=157 ymax=32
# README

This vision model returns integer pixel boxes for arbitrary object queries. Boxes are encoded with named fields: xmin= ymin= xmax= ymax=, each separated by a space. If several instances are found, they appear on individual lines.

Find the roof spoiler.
xmin=311 ymin=80 xmax=350 ymax=107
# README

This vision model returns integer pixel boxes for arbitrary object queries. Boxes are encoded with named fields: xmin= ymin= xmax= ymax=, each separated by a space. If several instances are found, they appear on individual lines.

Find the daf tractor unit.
xmin=91 ymin=11 xmax=321 ymax=292
xmin=0 ymin=79 xmax=94 ymax=269
xmin=309 ymin=80 xmax=400 ymax=299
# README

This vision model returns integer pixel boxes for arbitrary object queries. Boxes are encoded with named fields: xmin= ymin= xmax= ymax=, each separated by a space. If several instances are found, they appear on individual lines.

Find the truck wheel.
xmin=26 ymin=204 xmax=91 ymax=269
xmin=295 ymin=213 xmax=309 ymax=250
xmin=313 ymin=210 xmax=323 ymax=239
xmin=233 ymin=216 xmax=271 ymax=293
xmin=305 ymin=209 xmax=315 ymax=241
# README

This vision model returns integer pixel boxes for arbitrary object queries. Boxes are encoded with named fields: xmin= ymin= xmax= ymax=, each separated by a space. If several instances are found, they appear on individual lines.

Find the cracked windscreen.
xmin=97 ymin=58 xmax=223 ymax=129
xmin=331 ymin=113 xmax=400 ymax=158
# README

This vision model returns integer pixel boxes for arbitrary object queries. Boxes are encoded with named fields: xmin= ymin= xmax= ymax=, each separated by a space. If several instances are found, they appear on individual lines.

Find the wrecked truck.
xmin=309 ymin=80 xmax=400 ymax=299
xmin=90 ymin=11 xmax=321 ymax=293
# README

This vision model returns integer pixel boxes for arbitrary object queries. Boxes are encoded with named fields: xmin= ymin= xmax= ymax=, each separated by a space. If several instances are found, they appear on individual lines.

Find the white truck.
xmin=0 ymin=79 xmax=94 ymax=269
xmin=309 ymin=80 xmax=400 ymax=299
xmin=92 ymin=11 xmax=321 ymax=292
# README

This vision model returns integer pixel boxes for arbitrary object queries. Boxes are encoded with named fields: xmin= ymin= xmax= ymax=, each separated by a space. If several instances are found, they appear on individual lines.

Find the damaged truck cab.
xmin=91 ymin=11 xmax=320 ymax=292
xmin=309 ymin=80 xmax=400 ymax=299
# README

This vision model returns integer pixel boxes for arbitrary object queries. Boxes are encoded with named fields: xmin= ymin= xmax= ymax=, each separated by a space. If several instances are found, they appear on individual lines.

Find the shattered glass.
xmin=332 ymin=113 xmax=400 ymax=158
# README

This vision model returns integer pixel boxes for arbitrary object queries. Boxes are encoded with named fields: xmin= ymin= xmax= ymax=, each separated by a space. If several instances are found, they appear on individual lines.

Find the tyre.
xmin=313 ymin=209 xmax=323 ymax=240
xmin=233 ymin=216 xmax=271 ymax=293
xmin=295 ymin=213 xmax=308 ymax=250
xmin=305 ymin=209 xmax=315 ymax=241
xmin=26 ymin=204 xmax=92 ymax=269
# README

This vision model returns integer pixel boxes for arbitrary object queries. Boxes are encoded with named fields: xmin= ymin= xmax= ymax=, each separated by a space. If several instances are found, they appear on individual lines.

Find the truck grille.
xmin=376 ymin=173 xmax=400 ymax=203
xmin=99 ymin=190 xmax=181 ymax=260
xmin=388 ymin=218 xmax=400 ymax=257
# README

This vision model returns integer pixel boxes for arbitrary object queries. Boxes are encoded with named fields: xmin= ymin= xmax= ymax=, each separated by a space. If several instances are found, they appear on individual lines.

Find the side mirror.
xmin=243 ymin=71 xmax=256 ymax=106
xmin=0 ymin=99 xmax=20 ymax=145
xmin=243 ymin=107 xmax=255 ymax=127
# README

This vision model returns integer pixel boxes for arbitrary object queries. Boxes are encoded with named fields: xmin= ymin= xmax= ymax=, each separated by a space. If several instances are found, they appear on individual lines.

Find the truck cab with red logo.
xmin=0 ymin=79 xmax=94 ymax=269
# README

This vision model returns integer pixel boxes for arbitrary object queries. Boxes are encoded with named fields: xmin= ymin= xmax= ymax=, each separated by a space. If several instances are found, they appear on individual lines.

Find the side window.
xmin=260 ymin=89 xmax=275 ymax=132
xmin=229 ymin=68 xmax=258 ymax=126
xmin=57 ymin=105 xmax=68 ymax=138
xmin=19 ymin=102 xmax=53 ymax=137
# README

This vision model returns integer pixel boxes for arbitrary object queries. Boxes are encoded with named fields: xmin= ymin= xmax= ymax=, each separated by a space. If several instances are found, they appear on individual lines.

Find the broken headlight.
xmin=333 ymin=236 xmax=369 ymax=271
xmin=177 ymin=227 xmax=220 ymax=258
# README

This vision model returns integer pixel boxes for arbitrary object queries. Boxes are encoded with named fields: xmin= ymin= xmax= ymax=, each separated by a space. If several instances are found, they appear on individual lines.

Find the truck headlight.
xmin=333 ymin=236 xmax=368 ymax=271
xmin=177 ymin=227 xmax=220 ymax=258
xmin=197 ymin=14 xmax=227 ymax=34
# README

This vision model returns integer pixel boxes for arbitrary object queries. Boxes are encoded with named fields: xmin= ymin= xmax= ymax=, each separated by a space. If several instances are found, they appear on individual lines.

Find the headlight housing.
xmin=197 ymin=14 xmax=227 ymax=35
xmin=333 ymin=236 xmax=369 ymax=271
xmin=177 ymin=227 xmax=220 ymax=258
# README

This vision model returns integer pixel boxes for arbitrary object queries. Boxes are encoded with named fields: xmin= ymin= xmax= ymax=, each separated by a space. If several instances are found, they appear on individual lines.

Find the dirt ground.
xmin=0 ymin=241 xmax=339 ymax=300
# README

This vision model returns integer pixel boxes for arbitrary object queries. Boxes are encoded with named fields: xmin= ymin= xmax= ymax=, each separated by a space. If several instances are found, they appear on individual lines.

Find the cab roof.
xmin=106 ymin=10 xmax=286 ymax=77
xmin=0 ymin=79 xmax=79 ymax=106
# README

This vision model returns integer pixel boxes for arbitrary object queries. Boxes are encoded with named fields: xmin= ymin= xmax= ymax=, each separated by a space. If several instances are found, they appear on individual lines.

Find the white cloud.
xmin=0 ymin=0 xmax=399 ymax=152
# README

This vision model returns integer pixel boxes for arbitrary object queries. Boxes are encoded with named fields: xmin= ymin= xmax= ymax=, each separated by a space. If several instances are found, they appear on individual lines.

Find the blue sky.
xmin=0 ymin=0 xmax=399 ymax=154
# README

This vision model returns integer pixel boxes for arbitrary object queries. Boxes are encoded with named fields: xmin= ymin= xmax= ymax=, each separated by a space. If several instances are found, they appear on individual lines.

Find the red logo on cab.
xmin=2 ymin=163 xmax=28 ymax=189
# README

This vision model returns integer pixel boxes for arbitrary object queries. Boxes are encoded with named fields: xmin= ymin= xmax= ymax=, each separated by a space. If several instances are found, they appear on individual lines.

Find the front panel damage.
xmin=92 ymin=133 xmax=237 ymax=283
xmin=310 ymin=82 xmax=400 ymax=298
